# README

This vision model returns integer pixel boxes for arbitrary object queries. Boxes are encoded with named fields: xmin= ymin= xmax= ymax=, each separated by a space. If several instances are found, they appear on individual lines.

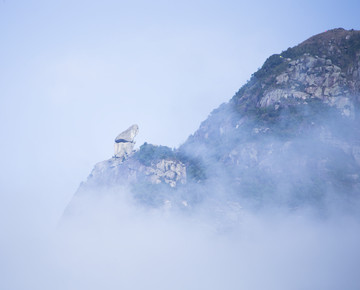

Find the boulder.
xmin=115 ymin=124 xmax=139 ymax=143
xmin=114 ymin=124 xmax=139 ymax=159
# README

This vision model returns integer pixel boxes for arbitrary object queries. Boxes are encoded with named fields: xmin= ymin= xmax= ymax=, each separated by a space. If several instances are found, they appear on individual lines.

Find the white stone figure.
xmin=114 ymin=124 xmax=139 ymax=159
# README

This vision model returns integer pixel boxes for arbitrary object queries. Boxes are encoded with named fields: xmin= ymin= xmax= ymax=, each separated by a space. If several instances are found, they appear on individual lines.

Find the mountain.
xmin=68 ymin=28 xmax=360 ymax=215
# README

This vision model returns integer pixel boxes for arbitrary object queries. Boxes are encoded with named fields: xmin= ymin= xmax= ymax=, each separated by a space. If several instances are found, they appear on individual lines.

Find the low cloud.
xmin=2 ymin=186 xmax=359 ymax=290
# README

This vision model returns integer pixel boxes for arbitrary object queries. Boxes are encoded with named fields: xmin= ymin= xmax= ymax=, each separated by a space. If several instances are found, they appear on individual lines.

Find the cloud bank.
xmin=1 ymin=187 xmax=359 ymax=290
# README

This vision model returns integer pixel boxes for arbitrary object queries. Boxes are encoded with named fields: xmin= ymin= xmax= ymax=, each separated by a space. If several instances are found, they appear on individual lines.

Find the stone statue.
xmin=114 ymin=124 xmax=139 ymax=159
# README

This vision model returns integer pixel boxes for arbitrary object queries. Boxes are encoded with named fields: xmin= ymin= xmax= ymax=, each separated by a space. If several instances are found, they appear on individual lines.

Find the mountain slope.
xmin=68 ymin=28 xmax=360 ymax=214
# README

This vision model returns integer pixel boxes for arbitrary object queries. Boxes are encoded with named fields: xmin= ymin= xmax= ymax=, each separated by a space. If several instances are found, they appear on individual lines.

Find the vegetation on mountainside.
xmin=133 ymin=142 xmax=207 ymax=182
xmin=133 ymin=142 xmax=175 ymax=166
xmin=253 ymin=53 xmax=288 ymax=80
xmin=176 ymin=151 xmax=207 ymax=182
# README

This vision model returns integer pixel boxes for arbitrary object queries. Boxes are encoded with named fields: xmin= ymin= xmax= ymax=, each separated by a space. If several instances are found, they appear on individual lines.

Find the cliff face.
xmin=71 ymin=28 xmax=360 ymax=213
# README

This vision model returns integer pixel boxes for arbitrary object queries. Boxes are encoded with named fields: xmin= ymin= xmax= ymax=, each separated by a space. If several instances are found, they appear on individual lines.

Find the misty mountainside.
xmin=70 ymin=28 xmax=360 ymax=215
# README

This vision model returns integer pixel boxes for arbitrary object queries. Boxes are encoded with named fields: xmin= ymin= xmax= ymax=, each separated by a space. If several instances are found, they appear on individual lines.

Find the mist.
xmin=3 ymin=95 xmax=360 ymax=290
xmin=1 ymin=1 xmax=360 ymax=290
xmin=0 ymin=183 xmax=359 ymax=290
xmin=43 ymin=99 xmax=360 ymax=290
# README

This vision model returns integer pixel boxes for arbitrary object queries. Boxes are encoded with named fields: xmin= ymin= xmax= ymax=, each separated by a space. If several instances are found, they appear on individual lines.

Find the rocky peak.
xmin=297 ymin=28 xmax=360 ymax=67
xmin=231 ymin=29 xmax=360 ymax=114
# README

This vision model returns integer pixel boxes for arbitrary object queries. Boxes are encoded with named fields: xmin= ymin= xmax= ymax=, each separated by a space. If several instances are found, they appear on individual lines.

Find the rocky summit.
xmin=69 ymin=28 xmax=360 ymax=214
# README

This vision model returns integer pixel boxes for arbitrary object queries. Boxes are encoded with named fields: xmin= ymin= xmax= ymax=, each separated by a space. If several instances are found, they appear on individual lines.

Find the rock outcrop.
xmin=85 ymin=157 xmax=187 ymax=189
xmin=74 ymin=127 xmax=187 ymax=202
xmin=145 ymin=159 xmax=186 ymax=187
xmin=114 ymin=124 xmax=139 ymax=159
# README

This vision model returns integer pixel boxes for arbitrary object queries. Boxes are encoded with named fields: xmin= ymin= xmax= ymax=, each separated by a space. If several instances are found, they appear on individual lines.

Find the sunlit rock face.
xmin=71 ymin=28 xmax=360 ymax=213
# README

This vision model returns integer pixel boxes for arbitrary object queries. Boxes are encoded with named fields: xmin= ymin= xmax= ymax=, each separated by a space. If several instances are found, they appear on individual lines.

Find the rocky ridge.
xmin=233 ymin=28 xmax=360 ymax=113
xmin=71 ymin=28 xmax=360 ymax=212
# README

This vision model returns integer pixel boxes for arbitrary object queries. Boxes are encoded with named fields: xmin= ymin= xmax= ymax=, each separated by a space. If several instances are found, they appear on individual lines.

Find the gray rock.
xmin=145 ymin=159 xmax=187 ymax=188
xmin=259 ymin=54 xmax=355 ymax=115
xmin=114 ymin=124 xmax=139 ymax=159
xmin=115 ymin=124 xmax=139 ymax=143
xmin=87 ymin=156 xmax=186 ymax=189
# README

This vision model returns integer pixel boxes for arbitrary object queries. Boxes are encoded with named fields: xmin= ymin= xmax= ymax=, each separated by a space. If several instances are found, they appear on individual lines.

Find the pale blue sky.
xmin=0 ymin=0 xmax=359 ymax=223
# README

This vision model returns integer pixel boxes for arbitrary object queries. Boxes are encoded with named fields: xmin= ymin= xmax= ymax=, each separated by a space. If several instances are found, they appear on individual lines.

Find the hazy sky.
xmin=0 ymin=0 xmax=359 ymax=224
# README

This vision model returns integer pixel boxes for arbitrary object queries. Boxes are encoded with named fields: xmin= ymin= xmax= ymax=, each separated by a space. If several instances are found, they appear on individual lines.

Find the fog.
xmin=0 ymin=185 xmax=358 ymax=290
xmin=4 ymin=104 xmax=359 ymax=290
xmin=37 ymin=100 xmax=360 ymax=290
xmin=1 ymin=1 xmax=360 ymax=289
